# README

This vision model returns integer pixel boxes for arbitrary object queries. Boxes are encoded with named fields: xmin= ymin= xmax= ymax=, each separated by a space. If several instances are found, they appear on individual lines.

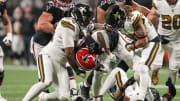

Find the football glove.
xmin=126 ymin=76 xmax=136 ymax=87
xmin=125 ymin=43 xmax=133 ymax=51
xmin=3 ymin=32 xmax=12 ymax=46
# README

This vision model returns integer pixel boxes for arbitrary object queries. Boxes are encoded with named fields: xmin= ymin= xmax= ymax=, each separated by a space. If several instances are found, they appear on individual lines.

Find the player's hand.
xmin=126 ymin=76 xmax=136 ymax=87
xmin=3 ymin=32 xmax=12 ymax=46
xmin=76 ymin=70 xmax=86 ymax=78
xmin=110 ymin=53 xmax=117 ymax=63
xmin=125 ymin=43 xmax=134 ymax=51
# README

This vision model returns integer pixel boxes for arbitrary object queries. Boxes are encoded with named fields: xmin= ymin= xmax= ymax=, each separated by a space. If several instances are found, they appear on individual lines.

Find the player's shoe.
xmin=38 ymin=92 xmax=47 ymax=101
xmin=0 ymin=96 xmax=7 ymax=101
xmin=71 ymin=88 xmax=85 ymax=101
xmin=79 ymin=82 xmax=90 ymax=100
xmin=152 ymin=70 xmax=159 ymax=85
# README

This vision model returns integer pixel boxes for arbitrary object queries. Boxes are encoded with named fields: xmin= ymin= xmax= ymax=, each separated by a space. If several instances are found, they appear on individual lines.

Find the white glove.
xmin=3 ymin=32 xmax=12 ymax=46
xmin=110 ymin=53 xmax=117 ymax=63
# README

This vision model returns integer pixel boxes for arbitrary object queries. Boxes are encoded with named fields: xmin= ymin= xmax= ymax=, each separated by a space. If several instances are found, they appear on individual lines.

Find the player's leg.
xmin=168 ymin=44 xmax=179 ymax=85
xmin=23 ymin=55 xmax=53 ymax=101
xmin=56 ymin=64 xmax=71 ymax=101
xmin=0 ymin=46 xmax=7 ymax=101
xmin=80 ymin=70 xmax=94 ymax=100
xmin=66 ymin=63 xmax=77 ymax=91
xmin=151 ymin=43 xmax=164 ymax=85
xmin=92 ymin=71 xmax=104 ymax=101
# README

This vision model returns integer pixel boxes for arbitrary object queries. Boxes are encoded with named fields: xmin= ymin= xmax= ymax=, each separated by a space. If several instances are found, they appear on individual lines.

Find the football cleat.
xmin=152 ymin=70 xmax=159 ymax=85
xmin=0 ymin=96 xmax=7 ymax=101
xmin=79 ymin=82 xmax=90 ymax=100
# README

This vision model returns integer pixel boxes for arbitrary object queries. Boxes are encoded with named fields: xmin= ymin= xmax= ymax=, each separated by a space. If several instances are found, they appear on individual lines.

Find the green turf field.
xmin=1 ymin=65 xmax=180 ymax=101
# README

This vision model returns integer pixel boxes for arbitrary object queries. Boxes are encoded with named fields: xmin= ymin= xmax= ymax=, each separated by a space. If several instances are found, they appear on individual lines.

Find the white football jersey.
xmin=153 ymin=0 xmax=180 ymax=40
xmin=41 ymin=17 xmax=80 ymax=57
xmin=123 ymin=10 xmax=158 ymax=41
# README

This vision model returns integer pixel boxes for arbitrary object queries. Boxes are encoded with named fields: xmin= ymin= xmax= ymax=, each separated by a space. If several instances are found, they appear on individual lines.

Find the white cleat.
xmin=38 ymin=92 xmax=46 ymax=101
xmin=0 ymin=96 xmax=7 ymax=101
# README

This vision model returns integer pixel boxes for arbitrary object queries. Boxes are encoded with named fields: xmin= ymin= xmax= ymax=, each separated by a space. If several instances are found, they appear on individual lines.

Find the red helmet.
xmin=54 ymin=0 xmax=73 ymax=11
xmin=76 ymin=48 xmax=98 ymax=71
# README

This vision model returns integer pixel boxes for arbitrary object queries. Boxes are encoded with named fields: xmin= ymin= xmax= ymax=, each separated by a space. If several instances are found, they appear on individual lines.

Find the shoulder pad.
xmin=60 ymin=17 xmax=76 ymax=31
xmin=130 ymin=11 xmax=142 ymax=29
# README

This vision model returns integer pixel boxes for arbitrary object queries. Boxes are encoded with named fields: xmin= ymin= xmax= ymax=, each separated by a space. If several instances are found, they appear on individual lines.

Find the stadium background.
xmin=0 ymin=0 xmax=179 ymax=101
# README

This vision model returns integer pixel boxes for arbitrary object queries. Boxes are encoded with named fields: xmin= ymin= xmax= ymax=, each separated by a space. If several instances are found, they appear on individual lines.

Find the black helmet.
xmin=71 ymin=4 xmax=94 ymax=27
xmin=105 ymin=5 xmax=126 ymax=29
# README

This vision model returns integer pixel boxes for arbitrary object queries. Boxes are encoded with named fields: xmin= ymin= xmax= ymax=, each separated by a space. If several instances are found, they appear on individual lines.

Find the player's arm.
xmin=2 ymin=9 xmax=13 ymax=46
xmin=97 ymin=32 xmax=110 ymax=55
xmin=61 ymin=20 xmax=85 ymax=77
xmin=131 ymin=0 xmax=150 ymax=16
xmin=126 ymin=20 xmax=148 ymax=51
xmin=37 ymin=11 xmax=54 ymax=33
xmin=97 ymin=7 xmax=106 ymax=24
xmin=2 ymin=9 xmax=12 ymax=33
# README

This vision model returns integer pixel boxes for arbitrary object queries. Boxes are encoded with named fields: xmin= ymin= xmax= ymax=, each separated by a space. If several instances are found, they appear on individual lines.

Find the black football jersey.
xmin=0 ymin=2 xmax=6 ymax=17
xmin=34 ymin=1 xmax=71 ymax=46
xmin=134 ymin=0 xmax=152 ymax=10
xmin=98 ymin=0 xmax=115 ymax=11
xmin=43 ymin=1 xmax=71 ymax=24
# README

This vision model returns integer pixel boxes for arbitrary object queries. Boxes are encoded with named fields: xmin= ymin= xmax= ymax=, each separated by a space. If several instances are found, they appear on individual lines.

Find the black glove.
xmin=126 ymin=76 xmax=136 ymax=87
xmin=160 ymin=35 xmax=170 ymax=44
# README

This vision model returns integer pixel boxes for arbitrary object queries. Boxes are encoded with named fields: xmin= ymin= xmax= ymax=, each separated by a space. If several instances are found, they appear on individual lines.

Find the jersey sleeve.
xmin=131 ymin=11 xmax=142 ymax=29
xmin=60 ymin=18 xmax=77 ymax=48
xmin=98 ymin=0 xmax=115 ymax=11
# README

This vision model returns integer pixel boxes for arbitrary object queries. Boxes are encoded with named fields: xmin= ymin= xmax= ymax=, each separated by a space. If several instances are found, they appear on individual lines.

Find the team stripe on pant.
xmin=145 ymin=42 xmax=159 ymax=68
xmin=38 ymin=55 xmax=45 ymax=82
xmin=116 ymin=71 xmax=123 ymax=88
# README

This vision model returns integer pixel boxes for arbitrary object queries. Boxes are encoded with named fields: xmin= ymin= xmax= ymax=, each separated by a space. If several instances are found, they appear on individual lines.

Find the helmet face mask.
xmin=55 ymin=0 xmax=72 ymax=11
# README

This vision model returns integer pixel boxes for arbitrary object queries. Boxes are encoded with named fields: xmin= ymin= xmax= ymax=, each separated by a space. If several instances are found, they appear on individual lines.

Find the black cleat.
xmin=79 ymin=82 xmax=90 ymax=100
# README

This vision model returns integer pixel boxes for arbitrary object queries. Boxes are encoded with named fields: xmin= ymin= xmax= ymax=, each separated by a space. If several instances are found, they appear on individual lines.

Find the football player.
xmin=79 ymin=0 xmax=154 ymax=100
xmin=105 ymin=5 xmax=161 ymax=100
xmin=30 ymin=0 xmax=79 ymax=99
xmin=23 ymin=4 xmax=93 ymax=101
xmin=149 ymin=0 xmax=180 ymax=86
xmin=0 ymin=0 xmax=13 ymax=101
xmin=113 ymin=77 xmax=176 ymax=101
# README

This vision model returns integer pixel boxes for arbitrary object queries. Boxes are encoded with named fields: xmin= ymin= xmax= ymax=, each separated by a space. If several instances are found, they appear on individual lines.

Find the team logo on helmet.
xmin=76 ymin=48 xmax=98 ymax=71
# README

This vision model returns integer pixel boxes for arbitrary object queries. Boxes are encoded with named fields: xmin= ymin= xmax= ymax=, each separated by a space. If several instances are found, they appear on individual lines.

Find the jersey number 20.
xmin=162 ymin=15 xmax=180 ymax=30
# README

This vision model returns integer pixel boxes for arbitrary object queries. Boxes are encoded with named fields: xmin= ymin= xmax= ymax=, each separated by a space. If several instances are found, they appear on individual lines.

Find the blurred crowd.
xmin=0 ymin=0 xmax=49 ymax=66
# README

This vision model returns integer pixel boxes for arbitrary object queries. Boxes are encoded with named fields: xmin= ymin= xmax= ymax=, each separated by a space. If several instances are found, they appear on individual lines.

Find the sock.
xmin=84 ymin=71 xmax=94 ymax=87
xmin=169 ymin=70 xmax=177 ymax=85
xmin=92 ymin=71 xmax=103 ymax=96
xmin=67 ymin=66 xmax=77 ymax=90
